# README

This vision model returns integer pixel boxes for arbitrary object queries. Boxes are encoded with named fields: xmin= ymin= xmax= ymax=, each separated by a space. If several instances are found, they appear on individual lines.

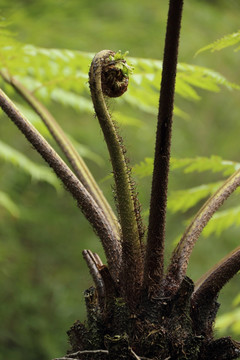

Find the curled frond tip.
xmin=96 ymin=50 xmax=131 ymax=98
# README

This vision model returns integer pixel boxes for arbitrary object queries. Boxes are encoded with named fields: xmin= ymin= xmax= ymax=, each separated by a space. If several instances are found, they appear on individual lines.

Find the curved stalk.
xmin=193 ymin=245 xmax=240 ymax=301
xmin=191 ymin=246 xmax=240 ymax=340
xmin=89 ymin=50 xmax=143 ymax=300
xmin=144 ymin=0 xmax=184 ymax=295
xmin=0 ymin=70 xmax=120 ymax=239
xmin=0 ymin=88 xmax=121 ymax=280
xmin=165 ymin=169 xmax=240 ymax=294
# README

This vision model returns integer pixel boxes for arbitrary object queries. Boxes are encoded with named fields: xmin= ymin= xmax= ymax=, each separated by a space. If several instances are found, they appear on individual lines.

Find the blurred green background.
xmin=0 ymin=0 xmax=240 ymax=359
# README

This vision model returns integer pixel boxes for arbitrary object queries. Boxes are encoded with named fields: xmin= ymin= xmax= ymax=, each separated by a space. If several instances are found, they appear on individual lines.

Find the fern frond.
xmin=168 ymin=182 xmax=222 ymax=213
xmin=196 ymin=30 xmax=240 ymax=55
xmin=14 ymin=102 xmax=52 ymax=137
xmin=1 ymin=100 xmax=103 ymax=165
xmin=133 ymin=157 xmax=154 ymax=178
xmin=1 ymin=37 xmax=239 ymax=121
xmin=50 ymin=88 xmax=93 ymax=113
xmin=0 ymin=140 xmax=60 ymax=189
xmin=177 ymin=63 xmax=240 ymax=91
xmin=68 ymin=136 xmax=104 ymax=165
xmin=133 ymin=156 xmax=240 ymax=179
xmin=171 ymin=156 xmax=240 ymax=175
xmin=203 ymin=205 xmax=240 ymax=238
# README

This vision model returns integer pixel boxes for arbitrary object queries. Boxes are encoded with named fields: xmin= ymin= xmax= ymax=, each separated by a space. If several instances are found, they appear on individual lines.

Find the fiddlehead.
xmin=100 ymin=51 xmax=129 ymax=98
xmin=89 ymin=50 xmax=144 ymax=302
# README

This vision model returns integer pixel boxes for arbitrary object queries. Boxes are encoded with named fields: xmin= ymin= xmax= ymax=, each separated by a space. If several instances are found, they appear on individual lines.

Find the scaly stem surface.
xmin=144 ymin=0 xmax=184 ymax=295
xmin=0 ymin=88 xmax=121 ymax=280
xmin=89 ymin=50 xmax=143 ymax=300
xmin=0 ymin=70 xmax=120 ymax=240
xmin=166 ymin=169 xmax=240 ymax=294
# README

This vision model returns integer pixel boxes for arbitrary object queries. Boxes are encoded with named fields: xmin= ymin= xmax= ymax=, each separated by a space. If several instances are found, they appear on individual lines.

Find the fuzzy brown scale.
xmin=101 ymin=58 xmax=129 ymax=98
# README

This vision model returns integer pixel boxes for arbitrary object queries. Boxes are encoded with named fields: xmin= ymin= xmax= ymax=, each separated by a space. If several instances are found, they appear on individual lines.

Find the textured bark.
xmin=65 ymin=276 xmax=240 ymax=360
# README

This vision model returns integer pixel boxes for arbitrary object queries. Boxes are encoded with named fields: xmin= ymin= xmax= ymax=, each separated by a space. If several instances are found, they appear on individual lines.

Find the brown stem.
xmin=0 ymin=88 xmax=121 ymax=281
xmin=89 ymin=50 xmax=143 ymax=302
xmin=165 ymin=169 xmax=240 ymax=294
xmin=93 ymin=252 xmax=104 ymax=267
xmin=144 ymin=0 xmax=184 ymax=295
xmin=0 ymin=70 xmax=120 ymax=239
xmin=193 ymin=245 xmax=240 ymax=304
xmin=191 ymin=247 xmax=240 ymax=338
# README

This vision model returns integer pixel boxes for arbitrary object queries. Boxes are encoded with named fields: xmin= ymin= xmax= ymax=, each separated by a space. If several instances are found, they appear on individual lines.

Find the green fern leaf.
xmin=1 ymin=38 xmax=239 ymax=121
xmin=203 ymin=205 xmax=240 ymax=238
xmin=0 ymin=140 xmax=60 ymax=189
xmin=171 ymin=156 xmax=240 ymax=175
xmin=133 ymin=156 xmax=240 ymax=179
xmin=168 ymin=182 xmax=223 ymax=213
xmin=196 ymin=30 xmax=240 ymax=55
xmin=50 ymin=88 xmax=93 ymax=113
xmin=177 ymin=63 xmax=240 ymax=91
xmin=14 ymin=102 xmax=52 ymax=138
xmin=68 ymin=136 xmax=104 ymax=166
xmin=133 ymin=157 xmax=154 ymax=178
xmin=0 ymin=100 xmax=103 ymax=165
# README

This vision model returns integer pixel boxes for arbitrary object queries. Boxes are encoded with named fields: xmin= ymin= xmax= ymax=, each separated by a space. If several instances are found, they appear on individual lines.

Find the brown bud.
xmin=101 ymin=53 xmax=129 ymax=98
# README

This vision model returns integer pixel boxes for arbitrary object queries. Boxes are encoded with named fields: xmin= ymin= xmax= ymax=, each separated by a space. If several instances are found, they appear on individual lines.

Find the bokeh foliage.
xmin=0 ymin=1 xmax=240 ymax=359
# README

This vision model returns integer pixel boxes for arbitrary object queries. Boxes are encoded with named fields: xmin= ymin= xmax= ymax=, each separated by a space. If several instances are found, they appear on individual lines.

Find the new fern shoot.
xmin=0 ymin=1 xmax=240 ymax=359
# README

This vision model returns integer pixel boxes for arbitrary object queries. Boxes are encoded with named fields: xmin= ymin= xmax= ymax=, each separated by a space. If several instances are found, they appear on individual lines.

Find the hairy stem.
xmin=0 ymin=88 xmax=121 ymax=280
xmin=89 ymin=50 xmax=143 ymax=300
xmin=144 ymin=0 xmax=184 ymax=295
xmin=0 ymin=70 xmax=120 ymax=239
xmin=165 ymin=169 xmax=240 ymax=294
